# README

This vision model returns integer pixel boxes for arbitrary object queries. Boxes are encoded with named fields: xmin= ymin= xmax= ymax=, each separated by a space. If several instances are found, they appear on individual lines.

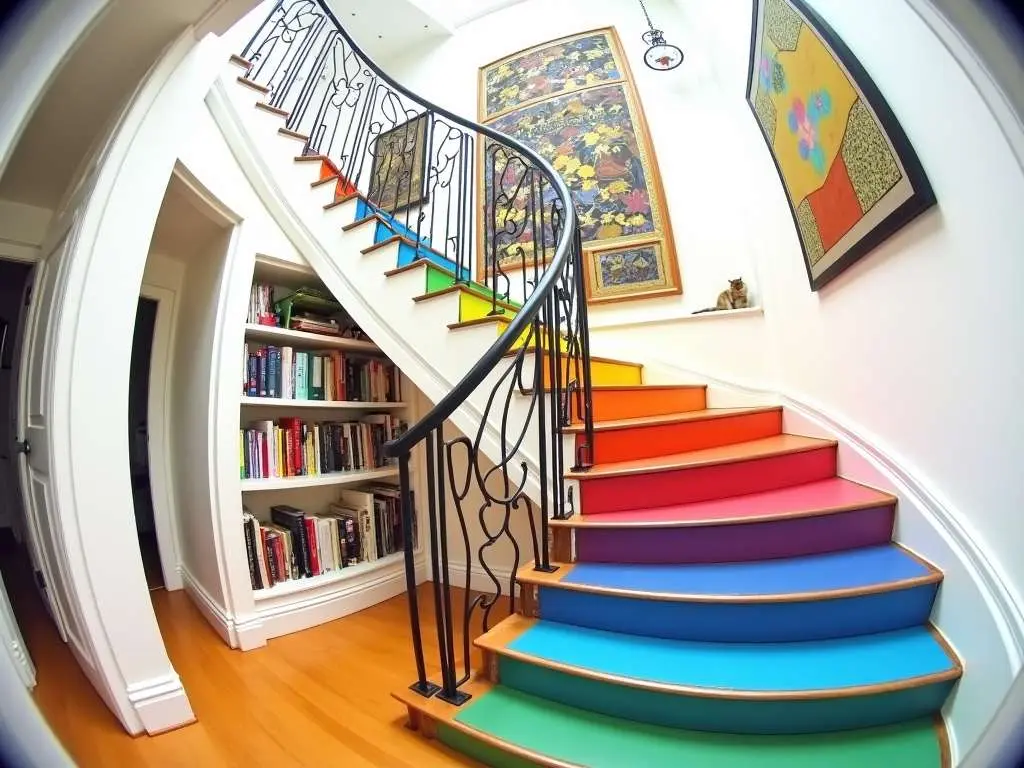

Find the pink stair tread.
xmin=568 ymin=478 xmax=895 ymax=527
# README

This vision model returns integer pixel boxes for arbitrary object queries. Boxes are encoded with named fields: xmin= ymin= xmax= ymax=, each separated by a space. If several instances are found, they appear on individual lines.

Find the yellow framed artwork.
xmin=477 ymin=28 xmax=681 ymax=304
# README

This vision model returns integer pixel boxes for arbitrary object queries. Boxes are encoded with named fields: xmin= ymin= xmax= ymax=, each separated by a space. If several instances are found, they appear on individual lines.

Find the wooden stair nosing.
xmin=393 ymin=677 xmax=578 ymax=768
xmin=360 ymin=235 xmax=405 ymax=256
xmin=278 ymin=127 xmax=309 ymax=142
xmin=548 ymin=493 xmax=897 ymax=529
xmin=324 ymin=193 xmax=360 ymax=211
xmin=521 ymin=383 xmax=707 ymax=396
xmin=311 ymin=175 xmax=340 ymax=189
xmin=236 ymin=76 xmax=269 ymax=93
xmin=344 ymin=214 xmax=453 ymax=262
xmin=562 ymin=406 xmax=783 ymax=434
xmin=502 ymin=347 xmax=643 ymax=369
xmin=293 ymin=153 xmax=341 ymax=175
xmin=476 ymin=614 xmax=961 ymax=701
xmin=564 ymin=435 xmax=837 ymax=479
xmin=415 ymin=284 xmax=518 ymax=314
xmin=448 ymin=315 xmax=516 ymax=331
xmin=228 ymin=54 xmax=251 ymax=70
xmin=513 ymin=555 xmax=943 ymax=604
xmin=255 ymin=101 xmax=289 ymax=118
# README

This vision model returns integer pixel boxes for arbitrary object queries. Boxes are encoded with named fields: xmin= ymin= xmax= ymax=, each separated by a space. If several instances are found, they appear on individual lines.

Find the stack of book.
xmin=240 ymin=415 xmax=407 ymax=480
xmin=248 ymin=282 xmax=277 ymax=326
xmin=242 ymin=486 xmax=413 ymax=590
xmin=243 ymin=344 xmax=401 ymax=403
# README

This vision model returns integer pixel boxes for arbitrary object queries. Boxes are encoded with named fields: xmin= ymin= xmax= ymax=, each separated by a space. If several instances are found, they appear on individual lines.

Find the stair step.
xmin=555 ymin=477 xmax=897 ymax=563
xmin=477 ymin=616 xmax=959 ymax=734
xmin=517 ymin=545 xmax=940 ymax=641
xmin=568 ymin=434 xmax=837 ymax=515
xmin=568 ymin=406 xmax=783 ymax=463
xmin=524 ymin=383 xmax=709 ymax=420
xmin=441 ymin=685 xmax=948 ymax=766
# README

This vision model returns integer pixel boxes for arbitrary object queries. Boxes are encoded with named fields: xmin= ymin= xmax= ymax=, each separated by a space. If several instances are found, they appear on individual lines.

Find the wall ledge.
xmin=589 ymin=305 xmax=764 ymax=331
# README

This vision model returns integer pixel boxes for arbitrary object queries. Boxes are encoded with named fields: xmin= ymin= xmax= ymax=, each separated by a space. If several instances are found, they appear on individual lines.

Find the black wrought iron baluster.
xmin=399 ymin=452 xmax=439 ymax=697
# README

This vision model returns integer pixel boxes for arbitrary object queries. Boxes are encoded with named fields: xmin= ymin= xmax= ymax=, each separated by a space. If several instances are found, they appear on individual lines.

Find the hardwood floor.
xmin=3 ymin=535 xmax=507 ymax=767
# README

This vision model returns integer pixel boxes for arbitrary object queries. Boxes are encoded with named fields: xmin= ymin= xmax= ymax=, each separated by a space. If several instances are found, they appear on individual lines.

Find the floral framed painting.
xmin=478 ymin=28 xmax=680 ymax=303
xmin=584 ymin=238 xmax=679 ymax=304
xmin=746 ymin=0 xmax=935 ymax=290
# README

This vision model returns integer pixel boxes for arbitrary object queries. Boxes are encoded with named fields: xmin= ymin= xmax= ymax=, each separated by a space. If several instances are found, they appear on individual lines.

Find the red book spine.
xmin=303 ymin=517 xmax=320 ymax=576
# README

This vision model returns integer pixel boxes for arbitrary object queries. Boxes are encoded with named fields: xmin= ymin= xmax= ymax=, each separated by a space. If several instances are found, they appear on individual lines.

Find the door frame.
xmin=138 ymin=284 xmax=182 ymax=591
xmin=0 ymin=255 xmax=36 ymax=689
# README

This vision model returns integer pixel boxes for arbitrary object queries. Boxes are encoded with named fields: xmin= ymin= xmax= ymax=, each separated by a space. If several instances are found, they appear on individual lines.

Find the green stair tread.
xmin=422 ymin=262 xmax=522 ymax=310
xmin=450 ymin=686 xmax=944 ymax=767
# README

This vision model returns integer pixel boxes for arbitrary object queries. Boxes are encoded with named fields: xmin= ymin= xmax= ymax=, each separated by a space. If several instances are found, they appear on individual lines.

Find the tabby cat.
xmin=692 ymin=278 xmax=749 ymax=314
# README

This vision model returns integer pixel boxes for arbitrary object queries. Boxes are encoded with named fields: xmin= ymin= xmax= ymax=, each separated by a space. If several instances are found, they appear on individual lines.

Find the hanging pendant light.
xmin=637 ymin=0 xmax=683 ymax=71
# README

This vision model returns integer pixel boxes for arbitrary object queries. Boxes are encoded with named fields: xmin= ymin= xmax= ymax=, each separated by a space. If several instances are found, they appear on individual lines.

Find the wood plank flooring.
xmin=3 ymin=533 xmax=505 ymax=767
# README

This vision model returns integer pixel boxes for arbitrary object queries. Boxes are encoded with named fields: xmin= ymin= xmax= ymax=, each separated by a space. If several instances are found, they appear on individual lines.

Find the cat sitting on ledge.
xmin=692 ymin=278 xmax=750 ymax=314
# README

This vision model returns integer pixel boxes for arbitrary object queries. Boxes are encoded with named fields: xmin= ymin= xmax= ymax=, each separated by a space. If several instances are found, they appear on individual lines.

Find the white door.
xmin=16 ymin=236 xmax=78 ymax=643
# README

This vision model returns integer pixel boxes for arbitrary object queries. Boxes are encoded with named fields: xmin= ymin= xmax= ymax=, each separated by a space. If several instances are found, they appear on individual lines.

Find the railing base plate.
xmin=437 ymin=689 xmax=473 ymax=706
xmin=409 ymin=680 xmax=442 ymax=698
xmin=532 ymin=563 xmax=559 ymax=573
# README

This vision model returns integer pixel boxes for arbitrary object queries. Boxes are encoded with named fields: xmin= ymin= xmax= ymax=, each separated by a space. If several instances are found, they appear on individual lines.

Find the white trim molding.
xmin=125 ymin=673 xmax=195 ymax=735
xmin=181 ymin=565 xmax=239 ymax=649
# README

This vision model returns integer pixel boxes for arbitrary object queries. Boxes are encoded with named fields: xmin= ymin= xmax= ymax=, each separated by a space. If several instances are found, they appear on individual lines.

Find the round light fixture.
xmin=637 ymin=1 xmax=683 ymax=72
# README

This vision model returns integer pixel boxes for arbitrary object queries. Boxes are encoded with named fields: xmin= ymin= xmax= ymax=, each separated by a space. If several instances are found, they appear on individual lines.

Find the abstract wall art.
xmin=746 ymin=0 xmax=935 ymax=290
xmin=479 ymin=28 xmax=680 ymax=303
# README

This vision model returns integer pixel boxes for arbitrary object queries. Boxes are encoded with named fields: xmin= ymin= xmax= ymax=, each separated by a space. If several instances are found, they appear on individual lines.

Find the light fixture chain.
xmin=636 ymin=0 xmax=656 ymax=32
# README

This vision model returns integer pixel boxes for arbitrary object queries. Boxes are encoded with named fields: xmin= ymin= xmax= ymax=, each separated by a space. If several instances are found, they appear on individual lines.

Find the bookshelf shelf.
xmin=240 ymin=396 xmax=407 ymax=410
xmin=252 ymin=552 xmax=405 ymax=602
xmin=240 ymin=467 xmax=399 ymax=492
xmin=244 ymin=323 xmax=383 ymax=354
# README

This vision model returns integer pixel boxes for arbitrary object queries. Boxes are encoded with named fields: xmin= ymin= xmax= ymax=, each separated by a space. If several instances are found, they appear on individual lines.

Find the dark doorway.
xmin=129 ymin=297 xmax=163 ymax=590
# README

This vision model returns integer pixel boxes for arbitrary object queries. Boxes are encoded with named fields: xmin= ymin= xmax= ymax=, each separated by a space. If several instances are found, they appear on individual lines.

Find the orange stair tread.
xmin=564 ymin=406 xmax=781 ymax=433
xmin=566 ymin=434 xmax=836 ymax=479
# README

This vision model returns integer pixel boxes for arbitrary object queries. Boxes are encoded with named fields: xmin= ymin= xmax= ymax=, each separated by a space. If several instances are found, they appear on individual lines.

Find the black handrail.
xmin=238 ymin=0 xmax=595 ymax=706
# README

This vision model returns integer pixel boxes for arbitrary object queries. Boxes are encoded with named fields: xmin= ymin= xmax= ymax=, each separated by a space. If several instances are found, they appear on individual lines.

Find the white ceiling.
xmin=324 ymin=0 xmax=449 ymax=61
xmin=0 ymin=0 xmax=222 ymax=210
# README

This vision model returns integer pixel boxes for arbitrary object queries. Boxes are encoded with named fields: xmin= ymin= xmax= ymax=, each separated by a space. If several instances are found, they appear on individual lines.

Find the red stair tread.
xmin=564 ymin=406 xmax=780 ymax=433
xmin=561 ymin=478 xmax=895 ymax=527
xmin=566 ymin=434 xmax=835 ymax=478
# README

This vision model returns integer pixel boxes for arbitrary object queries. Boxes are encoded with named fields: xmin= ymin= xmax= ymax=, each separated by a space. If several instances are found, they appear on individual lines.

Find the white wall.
xmin=168 ymin=231 xmax=234 ymax=608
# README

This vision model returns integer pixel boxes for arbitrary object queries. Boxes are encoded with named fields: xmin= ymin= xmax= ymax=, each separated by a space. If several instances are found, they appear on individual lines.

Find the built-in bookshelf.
xmin=235 ymin=256 xmax=418 ymax=624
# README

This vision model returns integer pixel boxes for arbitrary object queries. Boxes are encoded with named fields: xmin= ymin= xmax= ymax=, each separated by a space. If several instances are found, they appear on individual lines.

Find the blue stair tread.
xmin=506 ymin=621 xmax=956 ymax=693
xmin=449 ymin=686 xmax=946 ymax=767
xmin=560 ymin=544 xmax=934 ymax=597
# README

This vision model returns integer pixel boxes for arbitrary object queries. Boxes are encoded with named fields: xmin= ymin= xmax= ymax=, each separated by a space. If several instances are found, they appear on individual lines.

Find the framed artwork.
xmin=584 ymin=239 xmax=679 ymax=304
xmin=480 ymin=30 xmax=626 ymax=121
xmin=746 ymin=0 xmax=935 ymax=290
xmin=366 ymin=113 xmax=430 ymax=214
xmin=478 ymin=28 xmax=680 ymax=303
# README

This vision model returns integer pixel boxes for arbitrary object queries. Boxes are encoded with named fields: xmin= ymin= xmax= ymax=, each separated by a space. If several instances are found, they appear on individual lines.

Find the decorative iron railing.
xmin=238 ymin=0 xmax=595 ymax=705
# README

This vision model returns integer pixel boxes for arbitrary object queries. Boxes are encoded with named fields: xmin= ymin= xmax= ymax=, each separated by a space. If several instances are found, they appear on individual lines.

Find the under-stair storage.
xmin=230 ymin=256 xmax=424 ymax=643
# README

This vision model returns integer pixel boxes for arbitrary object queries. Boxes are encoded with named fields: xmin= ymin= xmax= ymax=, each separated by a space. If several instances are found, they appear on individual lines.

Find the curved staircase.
xmin=225 ymin=6 xmax=961 ymax=764
xmin=395 ymin=379 xmax=960 ymax=766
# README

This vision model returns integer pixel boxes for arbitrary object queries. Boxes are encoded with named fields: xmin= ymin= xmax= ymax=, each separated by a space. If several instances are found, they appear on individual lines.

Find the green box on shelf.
xmin=273 ymin=287 xmax=344 ymax=330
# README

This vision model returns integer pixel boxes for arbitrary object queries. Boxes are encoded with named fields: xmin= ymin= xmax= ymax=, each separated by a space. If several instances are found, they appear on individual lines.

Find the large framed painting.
xmin=746 ymin=0 xmax=935 ymax=290
xmin=478 ymin=28 xmax=680 ymax=304
xmin=366 ymin=113 xmax=430 ymax=214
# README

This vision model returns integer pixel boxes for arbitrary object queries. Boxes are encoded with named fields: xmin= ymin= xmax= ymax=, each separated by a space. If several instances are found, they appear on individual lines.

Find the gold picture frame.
xmin=476 ymin=27 xmax=681 ymax=303
xmin=584 ymin=237 xmax=680 ymax=304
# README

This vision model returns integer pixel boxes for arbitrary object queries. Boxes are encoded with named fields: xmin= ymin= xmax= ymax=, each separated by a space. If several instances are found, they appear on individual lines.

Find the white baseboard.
xmin=445 ymin=560 xmax=518 ymax=597
xmin=126 ymin=673 xmax=195 ymax=735
xmin=180 ymin=565 xmax=239 ymax=649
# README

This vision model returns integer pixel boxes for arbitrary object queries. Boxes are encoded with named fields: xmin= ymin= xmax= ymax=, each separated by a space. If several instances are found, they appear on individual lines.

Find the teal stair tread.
xmin=505 ymin=621 xmax=957 ymax=694
xmin=449 ymin=686 xmax=946 ymax=767
xmin=560 ymin=544 xmax=935 ymax=598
